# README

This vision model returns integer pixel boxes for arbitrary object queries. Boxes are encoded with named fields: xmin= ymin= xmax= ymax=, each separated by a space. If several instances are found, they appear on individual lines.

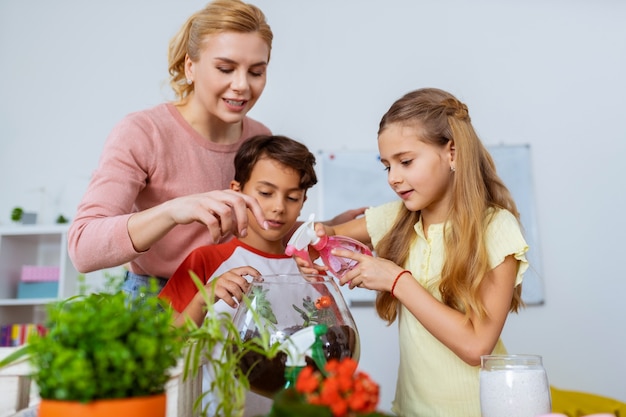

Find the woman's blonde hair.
xmin=167 ymin=0 xmax=273 ymax=102
xmin=375 ymin=88 xmax=524 ymax=324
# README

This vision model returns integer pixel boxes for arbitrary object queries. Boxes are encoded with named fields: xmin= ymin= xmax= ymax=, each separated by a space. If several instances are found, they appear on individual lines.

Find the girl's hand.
xmin=210 ymin=266 xmax=261 ymax=308
xmin=333 ymin=248 xmax=404 ymax=292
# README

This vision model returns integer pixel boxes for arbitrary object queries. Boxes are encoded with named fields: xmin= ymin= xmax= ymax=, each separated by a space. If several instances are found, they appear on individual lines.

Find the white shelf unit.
xmin=0 ymin=224 xmax=78 ymax=326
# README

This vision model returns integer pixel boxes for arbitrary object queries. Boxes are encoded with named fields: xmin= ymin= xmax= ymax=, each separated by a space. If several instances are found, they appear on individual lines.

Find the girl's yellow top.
xmin=366 ymin=201 xmax=529 ymax=417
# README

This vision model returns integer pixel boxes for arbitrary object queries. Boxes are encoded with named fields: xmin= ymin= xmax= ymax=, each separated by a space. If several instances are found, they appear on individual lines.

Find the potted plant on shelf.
xmin=0 ymin=277 xmax=184 ymax=417
xmin=10 ymin=206 xmax=38 ymax=224
xmin=10 ymin=206 xmax=24 ymax=222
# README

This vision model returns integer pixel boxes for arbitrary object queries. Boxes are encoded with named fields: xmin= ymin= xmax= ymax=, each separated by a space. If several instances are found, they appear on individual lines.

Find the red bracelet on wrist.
xmin=391 ymin=270 xmax=411 ymax=298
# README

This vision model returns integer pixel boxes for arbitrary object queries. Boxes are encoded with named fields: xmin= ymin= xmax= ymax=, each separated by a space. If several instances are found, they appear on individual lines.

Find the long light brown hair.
xmin=167 ymin=0 xmax=273 ymax=102
xmin=375 ymin=88 xmax=524 ymax=324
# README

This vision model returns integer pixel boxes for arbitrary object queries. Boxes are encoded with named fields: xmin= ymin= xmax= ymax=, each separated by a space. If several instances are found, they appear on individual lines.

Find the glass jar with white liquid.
xmin=480 ymin=354 xmax=551 ymax=417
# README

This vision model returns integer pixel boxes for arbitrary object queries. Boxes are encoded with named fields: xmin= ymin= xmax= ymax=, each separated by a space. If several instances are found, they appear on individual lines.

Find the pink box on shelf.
xmin=20 ymin=265 xmax=60 ymax=282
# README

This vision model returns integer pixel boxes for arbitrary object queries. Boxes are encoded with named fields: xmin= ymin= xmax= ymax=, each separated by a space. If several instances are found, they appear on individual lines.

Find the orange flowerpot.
xmin=38 ymin=393 xmax=166 ymax=417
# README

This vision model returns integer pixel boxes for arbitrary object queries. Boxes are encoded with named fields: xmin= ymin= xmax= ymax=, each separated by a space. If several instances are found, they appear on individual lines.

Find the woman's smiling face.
xmin=186 ymin=31 xmax=270 ymax=125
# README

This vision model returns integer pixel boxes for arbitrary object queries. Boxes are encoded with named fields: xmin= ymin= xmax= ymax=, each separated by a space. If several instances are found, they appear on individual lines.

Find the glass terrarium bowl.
xmin=232 ymin=273 xmax=360 ymax=398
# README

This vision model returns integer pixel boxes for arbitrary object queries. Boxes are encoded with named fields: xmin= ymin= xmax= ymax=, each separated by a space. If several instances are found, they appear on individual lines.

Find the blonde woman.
xmin=69 ymin=0 xmax=362 ymax=298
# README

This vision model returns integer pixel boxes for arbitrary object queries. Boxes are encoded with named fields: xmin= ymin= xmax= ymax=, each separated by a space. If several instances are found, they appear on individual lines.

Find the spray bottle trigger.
xmin=284 ymin=245 xmax=312 ymax=264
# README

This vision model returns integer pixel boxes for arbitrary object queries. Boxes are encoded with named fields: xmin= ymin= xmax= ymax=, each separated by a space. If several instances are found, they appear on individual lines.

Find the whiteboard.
xmin=318 ymin=145 xmax=544 ymax=306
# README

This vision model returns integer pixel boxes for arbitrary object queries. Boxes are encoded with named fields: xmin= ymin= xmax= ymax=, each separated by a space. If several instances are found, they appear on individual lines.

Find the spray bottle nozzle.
xmin=284 ymin=213 xmax=319 ymax=261
xmin=281 ymin=324 xmax=328 ymax=388
xmin=281 ymin=323 xmax=328 ymax=367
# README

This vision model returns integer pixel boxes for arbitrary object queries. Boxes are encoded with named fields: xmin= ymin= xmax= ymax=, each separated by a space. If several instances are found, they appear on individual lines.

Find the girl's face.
xmin=231 ymin=158 xmax=305 ymax=254
xmin=186 ymin=31 xmax=269 ymax=125
xmin=378 ymin=122 xmax=455 ymax=225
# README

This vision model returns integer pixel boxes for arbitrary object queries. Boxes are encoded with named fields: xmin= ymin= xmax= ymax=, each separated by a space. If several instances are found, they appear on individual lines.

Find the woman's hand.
xmin=168 ymin=190 xmax=268 ymax=240
xmin=128 ymin=189 xmax=268 ymax=252
xmin=210 ymin=266 xmax=262 ymax=308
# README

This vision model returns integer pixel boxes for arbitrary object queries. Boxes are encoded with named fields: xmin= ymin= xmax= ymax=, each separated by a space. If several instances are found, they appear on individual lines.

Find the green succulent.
xmin=249 ymin=285 xmax=278 ymax=324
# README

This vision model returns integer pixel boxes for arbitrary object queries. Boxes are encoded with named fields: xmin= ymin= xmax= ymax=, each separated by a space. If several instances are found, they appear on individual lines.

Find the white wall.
xmin=1 ymin=0 xmax=625 ymax=407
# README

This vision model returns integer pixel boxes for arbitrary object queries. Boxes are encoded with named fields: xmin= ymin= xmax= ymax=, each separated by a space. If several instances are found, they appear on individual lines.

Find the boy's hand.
xmin=294 ymin=253 xmax=327 ymax=275
xmin=210 ymin=266 xmax=261 ymax=308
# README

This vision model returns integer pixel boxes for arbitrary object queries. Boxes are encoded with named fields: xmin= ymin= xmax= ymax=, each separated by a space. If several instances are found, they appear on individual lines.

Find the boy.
xmin=158 ymin=134 xmax=317 ymax=416
xmin=160 ymin=134 xmax=317 ymax=326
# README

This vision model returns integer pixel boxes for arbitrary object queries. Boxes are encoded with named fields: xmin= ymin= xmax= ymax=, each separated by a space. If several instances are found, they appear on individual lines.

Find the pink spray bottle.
xmin=285 ymin=213 xmax=372 ymax=279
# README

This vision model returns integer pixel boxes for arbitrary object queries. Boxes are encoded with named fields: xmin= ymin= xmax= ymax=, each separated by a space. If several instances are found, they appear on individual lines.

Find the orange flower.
xmin=295 ymin=365 xmax=321 ymax=394
xmin=294 ymin=357 xmax=380 ymax=417
xmin=325 ymin=358 xmax=341 ymax=373
xmin=307 ymin=393 xmax=322 ymax=405
xmin=319 ymin=375 xmax=341 ymax=403
xmin=348 ymin=389 xmax=368 ymax=411
xmin=329 ymin=398 xmax=349 ymax=417
xmin=315 ymin=295 xmax=332 ymax=309
xmin=337 ymin=357 xmax=358 ymax=379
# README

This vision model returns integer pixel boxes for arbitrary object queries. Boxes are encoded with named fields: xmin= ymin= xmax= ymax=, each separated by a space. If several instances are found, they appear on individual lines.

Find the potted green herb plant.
xmin=0 ymin=277 xmax=184 ymax=417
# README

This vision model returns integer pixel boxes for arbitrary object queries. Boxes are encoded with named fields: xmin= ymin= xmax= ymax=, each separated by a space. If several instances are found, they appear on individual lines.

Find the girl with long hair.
xmin=308 ymin=87 xmax=529 ymax=417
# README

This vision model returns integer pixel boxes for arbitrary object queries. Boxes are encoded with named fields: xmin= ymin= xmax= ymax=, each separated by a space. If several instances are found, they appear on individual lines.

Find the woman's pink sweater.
xmin=68 ymin=103 xmax=270 ymax=278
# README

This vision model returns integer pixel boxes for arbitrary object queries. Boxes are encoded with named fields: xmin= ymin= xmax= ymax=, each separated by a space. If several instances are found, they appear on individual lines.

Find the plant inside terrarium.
xmin=248 ymin=286 xmax=338 ymax=329
xmin=248 ymin=286 xmax=278 ymax=324
xmin=292 ymin=295 xmax=337 ymax=327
